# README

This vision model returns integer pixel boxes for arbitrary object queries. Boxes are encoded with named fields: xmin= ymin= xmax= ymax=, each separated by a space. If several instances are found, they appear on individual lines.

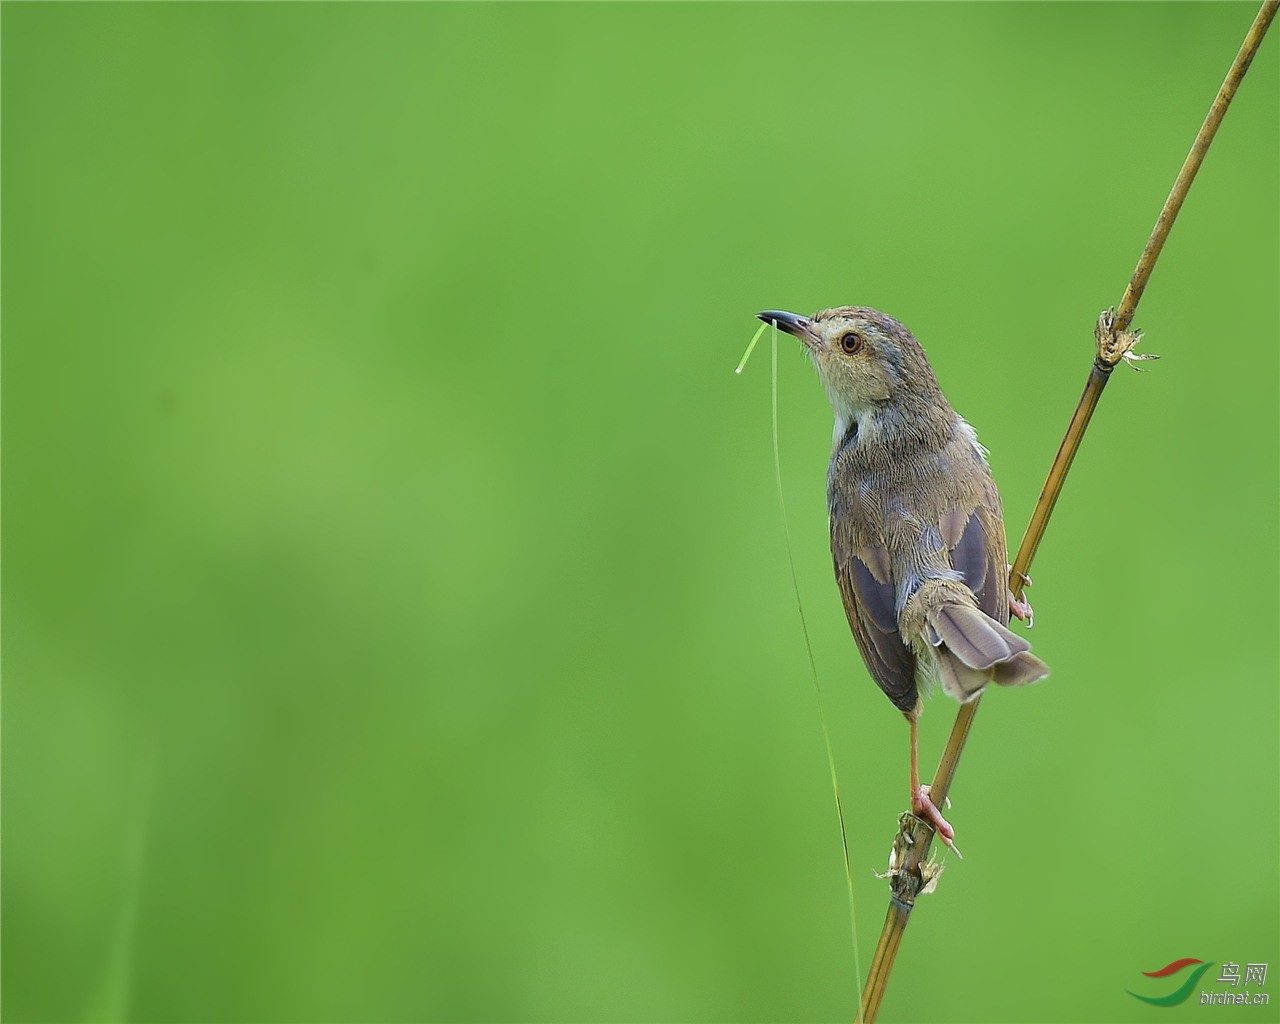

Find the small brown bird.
xmin=758 ymin=306 xmax=1048 ymax=850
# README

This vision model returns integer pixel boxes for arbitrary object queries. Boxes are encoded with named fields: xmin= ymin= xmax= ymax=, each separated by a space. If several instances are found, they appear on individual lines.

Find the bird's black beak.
xmin=757 ymin=310 xmax=818 ymax=349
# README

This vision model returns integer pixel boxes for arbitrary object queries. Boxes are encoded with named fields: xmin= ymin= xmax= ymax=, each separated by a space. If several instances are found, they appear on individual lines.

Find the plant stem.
xmin=855 ymin=4 xmax=1277 ymax=1019
xmin=1114 ymin=0 xmax=1279 ymax=334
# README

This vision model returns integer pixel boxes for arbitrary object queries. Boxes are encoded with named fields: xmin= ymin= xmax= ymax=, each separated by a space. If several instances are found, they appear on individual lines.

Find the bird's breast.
xmin=828 ymin=416 xmax=995 ymax=602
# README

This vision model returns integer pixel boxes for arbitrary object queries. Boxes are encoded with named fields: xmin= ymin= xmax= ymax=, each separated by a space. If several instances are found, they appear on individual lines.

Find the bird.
xmin=757 ymin=306 xmax=1048 ymax=851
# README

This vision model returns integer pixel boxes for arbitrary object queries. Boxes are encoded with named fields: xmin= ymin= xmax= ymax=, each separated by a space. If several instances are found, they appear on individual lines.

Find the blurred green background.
xmin=3 ymin=3 xmax=1276 ymax=1022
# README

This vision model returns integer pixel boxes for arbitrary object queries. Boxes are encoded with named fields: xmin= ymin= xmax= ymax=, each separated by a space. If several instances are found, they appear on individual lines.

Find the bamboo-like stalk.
xmin=856 ymin=3 xmax=1278 ymax=1020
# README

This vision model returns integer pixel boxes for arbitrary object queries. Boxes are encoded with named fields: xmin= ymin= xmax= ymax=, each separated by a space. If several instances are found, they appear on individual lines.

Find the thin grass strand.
xmin=769 ymin=323 xmax=864 ymax=1015
xmin=735 ymin=321 xmax=768 ymax=374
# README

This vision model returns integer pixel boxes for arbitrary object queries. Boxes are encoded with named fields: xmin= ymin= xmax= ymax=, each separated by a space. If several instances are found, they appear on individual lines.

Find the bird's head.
xmin=756 ymin=306 xmax=944 ymax=436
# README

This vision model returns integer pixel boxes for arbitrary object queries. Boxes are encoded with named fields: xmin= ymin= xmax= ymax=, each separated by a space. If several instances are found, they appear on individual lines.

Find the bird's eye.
xmin=840 ymin=333 xmax=862 ymax=353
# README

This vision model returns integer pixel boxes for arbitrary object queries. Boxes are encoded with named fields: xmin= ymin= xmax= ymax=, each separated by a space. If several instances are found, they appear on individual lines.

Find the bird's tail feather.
xmin=991 ymin=650 xmax=1050 ymax=687
xmin=930 ymin=601 xmax=1049 ymax=701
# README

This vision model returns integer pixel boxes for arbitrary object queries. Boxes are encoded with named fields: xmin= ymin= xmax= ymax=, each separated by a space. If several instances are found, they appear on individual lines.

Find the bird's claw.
xmin=1009 ymin=591 xmax=1034 ymax=628
xmin=1005 ymin=564 xmax=1035 ymax=625
xmin=913 ymin=785 xmax=963 ymax=859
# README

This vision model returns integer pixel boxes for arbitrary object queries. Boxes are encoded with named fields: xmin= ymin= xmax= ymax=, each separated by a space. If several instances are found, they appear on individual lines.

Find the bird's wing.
xmin=833 ymin=540 xmax=918 ymax=713
xmin=940 ymin=495 xmax=1009 ymax=626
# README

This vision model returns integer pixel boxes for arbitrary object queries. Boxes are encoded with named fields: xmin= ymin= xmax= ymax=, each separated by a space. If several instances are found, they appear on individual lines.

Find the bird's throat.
xmin=831 ymin=395 xmax=956 ymax=464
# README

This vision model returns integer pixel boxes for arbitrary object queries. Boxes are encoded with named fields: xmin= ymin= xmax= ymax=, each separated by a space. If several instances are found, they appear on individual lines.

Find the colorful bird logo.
xmin=1128 ymin=958 xmax=1215 ymax=1006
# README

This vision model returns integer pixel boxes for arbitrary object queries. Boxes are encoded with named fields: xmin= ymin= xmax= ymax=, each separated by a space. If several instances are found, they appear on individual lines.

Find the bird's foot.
xmin=1006 ymin=566 xmax=1034 ymax=626
xmin=913 ymin=785 xmax=963 ymax=859
xmin=1007 ymin=568 xmax=1034 ymax=626
xmin=1009 ymin=591 xmax=1034 ymax=627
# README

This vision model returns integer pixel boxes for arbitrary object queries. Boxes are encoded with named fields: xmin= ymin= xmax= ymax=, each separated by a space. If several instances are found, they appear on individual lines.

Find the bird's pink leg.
xmin=908 ymin=709 xmax=962 ymax=858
